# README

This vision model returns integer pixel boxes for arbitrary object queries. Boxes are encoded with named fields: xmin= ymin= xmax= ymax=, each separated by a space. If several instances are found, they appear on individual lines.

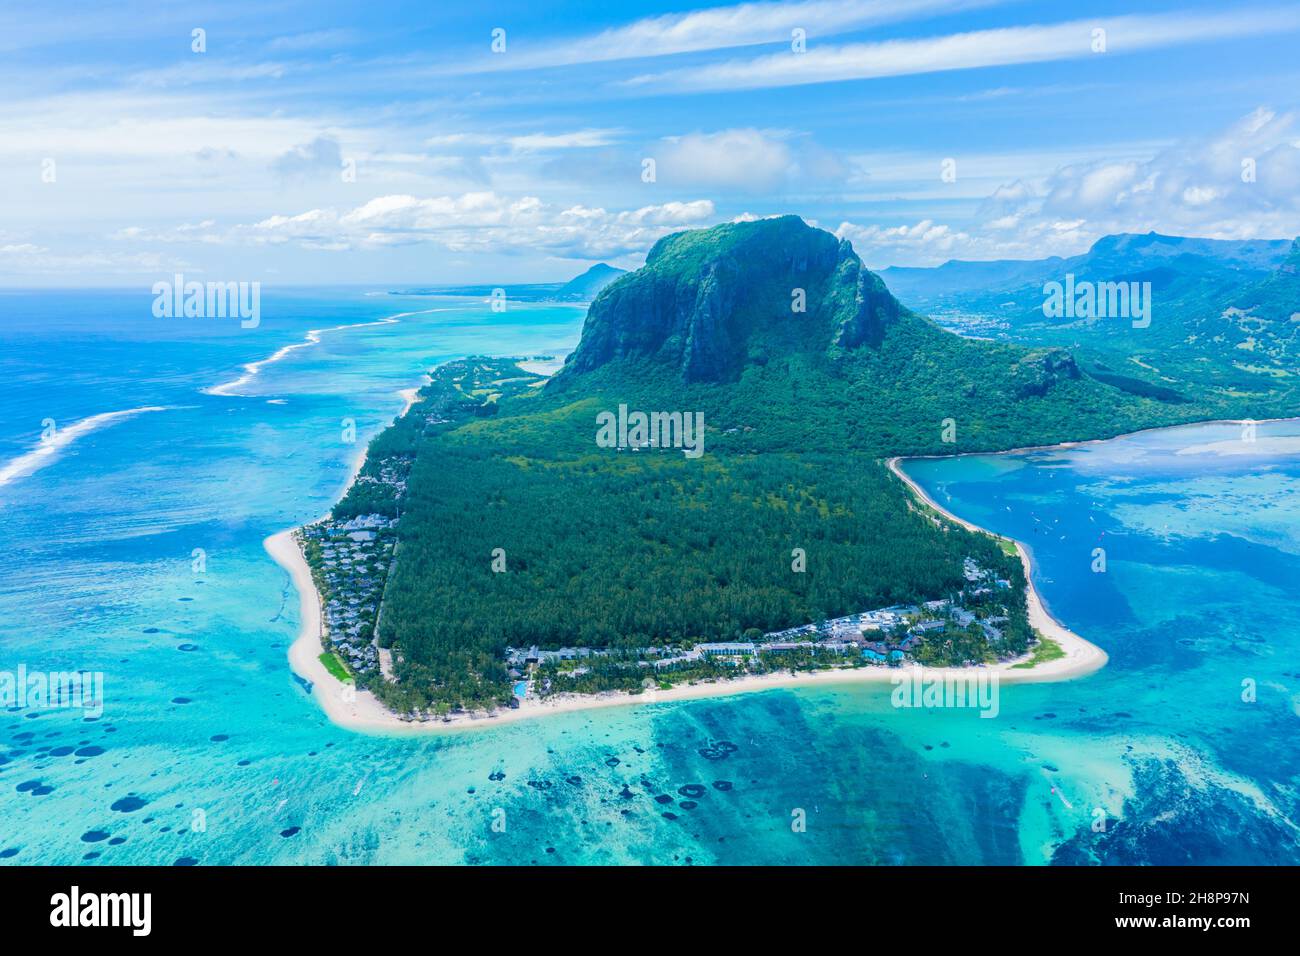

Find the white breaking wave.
xmin=0 ymin=406 xmax=169 ymax=488
xmin=203 ymin=308 xmax=455 ymax=398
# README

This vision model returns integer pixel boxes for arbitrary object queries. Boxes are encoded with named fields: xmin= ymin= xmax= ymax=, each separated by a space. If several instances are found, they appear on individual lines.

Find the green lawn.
xmin=318 ymin=650 xmax=352 ymax=682
xmin=1012 ymin=635 xmax=1065 ymax=669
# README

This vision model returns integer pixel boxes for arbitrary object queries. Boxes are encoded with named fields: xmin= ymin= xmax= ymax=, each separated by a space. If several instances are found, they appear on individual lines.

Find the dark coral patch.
xmin=697 ymin=740 xmax=739 ymax=761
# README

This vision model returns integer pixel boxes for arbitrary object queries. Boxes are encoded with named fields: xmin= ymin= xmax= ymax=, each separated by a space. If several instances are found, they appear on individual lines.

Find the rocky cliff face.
xmin=556 ymin=216 xmax=907 ymax=384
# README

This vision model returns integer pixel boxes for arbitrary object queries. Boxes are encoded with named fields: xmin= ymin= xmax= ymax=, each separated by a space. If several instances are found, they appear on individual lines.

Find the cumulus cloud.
xmin=835 ymin=220 xmax=980 ymax=266
xmin=120 ymin=192 xmax=718 ymax=260
xmin=839 ymin=107 xmax=1300 ymax=266
xmin=655 ymin=129 xmax=792 ymax=191
xmin=652 ymin=128 xmax=846 ymax=192
xmin=1029 ymin=107 xmax=1300 ymax=239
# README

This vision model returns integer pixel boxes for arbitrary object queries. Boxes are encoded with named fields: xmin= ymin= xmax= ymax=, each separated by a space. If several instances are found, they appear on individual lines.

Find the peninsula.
xmin=268 ymin=216 xmax=1269 ymax=732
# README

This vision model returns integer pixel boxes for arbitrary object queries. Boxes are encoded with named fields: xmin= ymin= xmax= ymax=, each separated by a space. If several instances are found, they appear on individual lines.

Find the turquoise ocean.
xmin=2 ymin=289 xmax=1297 ymax=864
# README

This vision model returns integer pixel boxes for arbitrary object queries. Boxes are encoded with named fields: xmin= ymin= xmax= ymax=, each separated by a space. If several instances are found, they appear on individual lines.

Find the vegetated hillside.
xmin=882 ymin=232 xmax=1300 ymax=409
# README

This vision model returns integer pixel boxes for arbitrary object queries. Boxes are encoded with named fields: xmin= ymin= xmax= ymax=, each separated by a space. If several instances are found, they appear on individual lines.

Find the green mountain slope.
xmin=882 ymin=232 xmax=1300 ymax=407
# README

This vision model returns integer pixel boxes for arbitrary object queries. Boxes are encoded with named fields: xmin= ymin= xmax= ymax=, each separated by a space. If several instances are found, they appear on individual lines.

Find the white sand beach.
xmin=887 ymin=456 xmax=1108 ymax=681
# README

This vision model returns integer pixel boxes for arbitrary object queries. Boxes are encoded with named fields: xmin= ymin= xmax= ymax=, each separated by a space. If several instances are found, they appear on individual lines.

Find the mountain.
xmin=560 ymin=216 xmax=899 ymax=383
xmin=350 ymin=216 xmax=1277 ymax=713
xmin=552 ymin=262 xmax=626 ymax=301
xmin=549 ymin=215 xmax=1157 ymax=455
xmin=880 ymin=232 xmax=1293 ymax=311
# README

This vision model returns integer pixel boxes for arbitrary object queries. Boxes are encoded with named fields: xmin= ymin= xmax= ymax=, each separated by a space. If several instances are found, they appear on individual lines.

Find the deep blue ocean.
xmin=2 ymin=289 xmax=1298 ymax=864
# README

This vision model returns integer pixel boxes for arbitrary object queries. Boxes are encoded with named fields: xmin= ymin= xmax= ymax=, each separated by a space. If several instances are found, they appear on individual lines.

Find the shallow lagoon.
xmin=2 ymin=291 xmax=1297 ymax=864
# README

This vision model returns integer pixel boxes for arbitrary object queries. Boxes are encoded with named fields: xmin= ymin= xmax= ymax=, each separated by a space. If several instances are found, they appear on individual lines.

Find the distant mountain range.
xmin=881 ymin=232 xmax=1300 ymax=403
xmin=881 ymin=232 xmax=1293 ymax=304
xmin=390 ymin=262 xmax=626 ymax=302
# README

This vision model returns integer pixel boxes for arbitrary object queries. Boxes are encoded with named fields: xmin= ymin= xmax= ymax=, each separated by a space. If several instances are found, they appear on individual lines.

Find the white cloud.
xmin=0 ymin=91 xmax=350 ymax=161
xmin=508 ymin=129 xmax=622 ymax=150
xmin=646 ymin=128 xmax=848 ymax=192
xmin=627 ymin=10 xmax=1300 ymax=92
xmin=838 ymin=107 xmax=1300 ymax=267
xmin=451 ymin=0 xmax=1001 ymax=72
xmin=836 ymin=219 xmax=979 ymax=266
xmin=424 ymin=129 xmax=622 ymax=151
xmin=1031 ymin=107 xmax=1300 ymax=237
xmin=655 ymin=129 xmax=793 ymax=191
xmin=272 ymin=136 xmax=344 ymax=182
xmin=121 ymin=192 xmax=719 ymax=260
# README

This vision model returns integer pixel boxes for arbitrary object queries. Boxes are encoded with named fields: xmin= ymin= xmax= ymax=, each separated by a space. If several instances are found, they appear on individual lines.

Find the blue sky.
xmin=3 ymin=0 xmax=1300 ymax=285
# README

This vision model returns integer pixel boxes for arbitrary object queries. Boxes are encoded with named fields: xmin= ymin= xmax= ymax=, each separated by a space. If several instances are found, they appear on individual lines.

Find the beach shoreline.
xmin=269 ymin=512 xmax=1110 ymax=737
xmin=886 ymin=456 xmax=1108 ymax=680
